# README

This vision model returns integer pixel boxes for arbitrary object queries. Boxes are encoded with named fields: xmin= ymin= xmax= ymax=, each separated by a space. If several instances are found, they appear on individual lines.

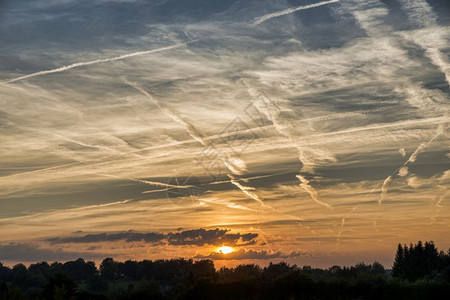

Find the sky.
xmin=0 ymin=0 xmax=449 ymax=268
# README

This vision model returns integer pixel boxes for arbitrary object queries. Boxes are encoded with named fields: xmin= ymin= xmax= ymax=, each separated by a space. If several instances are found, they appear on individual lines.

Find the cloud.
xmin=398 ymin=167 xmax=409 ymax=177
xmin=195 ymin=248 xmax=308 ymax=260
xmin=47 ymin=228 xmax=258 ymax=247
xmin=167 ymin=228 xmax=258 ymax=246
xmin=0 ymin=243 xmax=106 ymax=262
xmin=47 ymin=231 xmax=165 ymax=244
xmin=398 ymin=0 xmax=437 ymax=28
xmin=407 ymin=176 xmax=423 ymax=188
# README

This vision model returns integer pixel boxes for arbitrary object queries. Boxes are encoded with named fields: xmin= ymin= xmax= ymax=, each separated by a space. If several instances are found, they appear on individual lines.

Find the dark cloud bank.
xmin=46 ymin=228 xmax=258 ymax=246
xmin=195 ymin=248 xmax=309 ymax=260
xmin=0 ymin=243 xmax=107 ymax=262
xmin=1 ymin=229 xmax=303 ymax=262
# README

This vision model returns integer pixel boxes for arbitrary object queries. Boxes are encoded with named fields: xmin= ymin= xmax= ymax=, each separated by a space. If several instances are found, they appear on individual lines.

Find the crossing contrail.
xmin=124 ymin=79 xmax=248 ymax=176
xmin=125 ymin=80 xmax=273 ymax=208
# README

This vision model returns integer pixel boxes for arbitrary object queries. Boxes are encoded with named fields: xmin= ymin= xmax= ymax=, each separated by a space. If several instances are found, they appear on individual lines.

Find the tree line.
xmin=0 ymin=240 xmax=449 ymax=299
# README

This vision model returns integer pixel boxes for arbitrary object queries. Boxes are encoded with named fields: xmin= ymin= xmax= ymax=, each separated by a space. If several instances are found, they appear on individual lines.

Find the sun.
xmin=217 ymin=246 xmax=234 ymax=254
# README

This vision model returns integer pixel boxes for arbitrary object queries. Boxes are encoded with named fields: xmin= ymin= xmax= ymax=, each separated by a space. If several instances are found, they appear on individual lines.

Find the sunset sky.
xmin=0 ymin=0 xmax=449 ymax=268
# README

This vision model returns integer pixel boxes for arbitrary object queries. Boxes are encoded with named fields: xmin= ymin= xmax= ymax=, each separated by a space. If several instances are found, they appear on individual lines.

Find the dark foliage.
xmin=392 ymin=240 xmax=450 ymax=282
xmin=0 ymin=241 xmax=449 ymax=299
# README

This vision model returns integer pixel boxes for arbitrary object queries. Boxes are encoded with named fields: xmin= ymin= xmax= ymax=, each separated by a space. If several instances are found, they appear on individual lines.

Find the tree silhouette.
xmin=0 ymin=240 xmax=449 ymax=299
xmin=42 ymin=273 xmax=77 ymax=300
xmin=393 ymin=240 xmax=445 ymax=281
xmin=393 ymin=243 xmax=404 ymax=278
xmin=87 ymin=275 xmax=109 ymax=293
xmin=100 ymin=258 xmax=119 ymax=282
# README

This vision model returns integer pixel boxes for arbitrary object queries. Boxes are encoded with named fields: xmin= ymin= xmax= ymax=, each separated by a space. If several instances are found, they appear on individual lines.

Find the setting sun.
xmin=217 ymin=246 xmax=234 ymax=254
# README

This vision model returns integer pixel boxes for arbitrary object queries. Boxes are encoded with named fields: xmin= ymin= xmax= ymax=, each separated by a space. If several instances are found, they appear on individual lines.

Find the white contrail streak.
xmin=253 ymin=0 xmax=340 ymax=25
xmin=228 ymin=175 xmax=277 ymax=210
xmin=124 ymin=79 xmax=207 ymax=145
xmin=379 ymin=176 xmax=392 ymax=204
xmin=379 ymin=124 xmax=448 ymax=204
xmin=230 ymin=177 xmax=264 ymax=206
xmin=0 ymin=43 xmax=189 ymax=85
xmin=334 ymin=206 xmax=357 ymax=249
xmin=424 ymin=47 xmax=450 ymax=87
xmin=99 ymin=173 xmax=187 ymax=189
xmin=0 ymin=198 xmax=134 ymax=224
xmin=200 ymin=197 xmax=257 ymax=211
xmin=296 ymin=175 xmax=333 ymax=209
xmin=52 ymin=133 xmax=144 ymax=160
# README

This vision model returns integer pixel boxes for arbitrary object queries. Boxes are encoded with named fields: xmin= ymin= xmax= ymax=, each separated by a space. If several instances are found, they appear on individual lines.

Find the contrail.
xmin=125 ymin=79 xmax=247 ymax=176
xmin=296 ymin=107 xmax=388 ymax=124
xmin=5 ymin=108 xmax=440 ymax=187
xmin=99 ymin=173 xmax=188 ymax=189
xmin=379 ymin=176 xmax=392 ymax=204
xmin=397 ymin=0 xmax=450 ymax=86
xmin=246 ymin=84 xmax=333 ymax=209
xmin=379 ymin=124 xmax=448 ymax=204
xmin=0 ymin=198 xmax=134 ymax=223
xmin=125 ymin=80 xmax=277 ymax=209
xmin=398 ymin=167 xmax=409 ymax=177
xmin=334 ymin=206 xmax=357 ymax=249
xmin=209 ymin=171 xmax=293 ymax=186
xmin=1 ymin=42 xmax=190 ymax=85
xmin=253 ymin=0 xmax=340 ymax=25
xmin=126 ymin=79 xmax=205 ymax=146
xmin=398 ymin=0 xmax=437 ymax=27
xmin=424 ymin=48 xmax=450 ymax=88
xmin=52 ymin=133 xmax=144 ymax=160
xmin=297 ymin=175 xmax=333 ymax=209
xmin=199 ymin=197 xmax=257 ymax=211
xmin=228 ymin=174 xmax=278 ymax=211
xmin=124 ymin=78 xmax=208 ymax=146
xmin=229 ymin=176 xmax=264 ymax=206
